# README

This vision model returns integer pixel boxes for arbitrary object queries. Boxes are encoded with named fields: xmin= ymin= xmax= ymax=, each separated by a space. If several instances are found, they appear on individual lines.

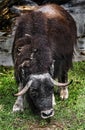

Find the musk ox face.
xmin=15 ymin=72 xmax=72 ymax=119
xmin=27 ymin=73 xmax=55 ymax=119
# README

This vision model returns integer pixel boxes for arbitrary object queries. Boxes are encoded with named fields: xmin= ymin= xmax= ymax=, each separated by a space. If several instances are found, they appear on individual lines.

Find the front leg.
xmin=58 ymin=71 xmax=69 ymax=100
xmin=13 ymin=83 xmax=24 ymax=112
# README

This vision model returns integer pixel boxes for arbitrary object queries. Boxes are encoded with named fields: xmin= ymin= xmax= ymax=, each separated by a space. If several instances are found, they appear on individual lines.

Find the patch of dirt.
xmin=28 ymin=121 xmax=64 ymax=130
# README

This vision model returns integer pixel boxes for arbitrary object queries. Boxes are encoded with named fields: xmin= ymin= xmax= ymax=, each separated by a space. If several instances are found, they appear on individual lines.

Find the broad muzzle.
xmin=41 ymin=109 xmax=54 ymax=119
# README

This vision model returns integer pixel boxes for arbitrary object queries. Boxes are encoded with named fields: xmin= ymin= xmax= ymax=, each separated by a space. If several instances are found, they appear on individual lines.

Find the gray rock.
xmin=0 ymin=31 xmax=14 ymax=66
xmin=63 ymin=0 xmax=85 ymax=61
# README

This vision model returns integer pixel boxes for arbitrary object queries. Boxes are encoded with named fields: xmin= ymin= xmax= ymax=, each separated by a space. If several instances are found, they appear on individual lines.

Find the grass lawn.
xmin=0 ymin=61 xmax=85 ymax=130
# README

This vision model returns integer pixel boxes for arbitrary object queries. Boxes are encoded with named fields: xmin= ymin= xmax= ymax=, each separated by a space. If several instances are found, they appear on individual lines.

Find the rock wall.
xmin=63 ymin=0 xmax=85 ymax=61
xmin=0 ymin=32 xmax=14 ymax=66
xmin=0 ymin=0 xmax=85 ymax=66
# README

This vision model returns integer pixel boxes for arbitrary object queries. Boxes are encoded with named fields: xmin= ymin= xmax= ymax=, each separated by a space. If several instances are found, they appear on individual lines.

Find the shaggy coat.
xmin=12 ymin=4 xmax=77 ymax=118
xmin=12 ymin=4 xmax=76 ymax=84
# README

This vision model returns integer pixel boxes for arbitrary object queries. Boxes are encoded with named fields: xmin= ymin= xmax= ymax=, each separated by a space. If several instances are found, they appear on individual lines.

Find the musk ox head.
xmin=15 ymin=73 xmax=72 ymax=119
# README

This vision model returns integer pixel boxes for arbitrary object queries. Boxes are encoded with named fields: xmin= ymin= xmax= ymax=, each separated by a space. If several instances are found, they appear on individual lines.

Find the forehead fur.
xmin=30 ymin=73 xmax=51 ymax=81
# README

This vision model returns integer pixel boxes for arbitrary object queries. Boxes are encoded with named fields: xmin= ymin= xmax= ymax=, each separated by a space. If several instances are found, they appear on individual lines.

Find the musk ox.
xmin=12 ymin=4 xmax=77 ymax=119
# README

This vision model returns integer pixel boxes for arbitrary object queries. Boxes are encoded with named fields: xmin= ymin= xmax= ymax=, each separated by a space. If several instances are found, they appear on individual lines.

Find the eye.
xmin=31 ymin=89 xmax=38 ymax=97
xmin=50 ymin=85 xmax=54 ymax=90
xmin=48 ymin=86 xmax=53 ymax=93
xmin=44 ymin=79 xmax=54 ymax=90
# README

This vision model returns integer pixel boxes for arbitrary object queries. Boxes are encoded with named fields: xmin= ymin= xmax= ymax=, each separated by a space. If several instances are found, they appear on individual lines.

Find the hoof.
xmin=60 ymin=87 xmax=68 ymax=100
xmin=13 ymin=103 xmax=24 ymax=112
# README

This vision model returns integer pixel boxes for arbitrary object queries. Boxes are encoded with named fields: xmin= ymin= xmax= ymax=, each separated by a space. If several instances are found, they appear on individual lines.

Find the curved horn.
xmin=14 ymin=80 xmax=33 ymax=96
xmin=50 ymin=78 xmax=73 ymax=87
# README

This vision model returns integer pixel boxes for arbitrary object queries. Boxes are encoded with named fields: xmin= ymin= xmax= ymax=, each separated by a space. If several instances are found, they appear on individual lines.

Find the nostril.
xmin=42 ymin=110 xmax=52 ymax=116
xmin=41 ymin=109 xmax=54 ymax=119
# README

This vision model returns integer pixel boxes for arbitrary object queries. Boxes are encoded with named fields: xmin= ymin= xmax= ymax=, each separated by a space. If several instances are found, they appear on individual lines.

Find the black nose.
xmin=41 ymin=109 xmax=54 ymax=119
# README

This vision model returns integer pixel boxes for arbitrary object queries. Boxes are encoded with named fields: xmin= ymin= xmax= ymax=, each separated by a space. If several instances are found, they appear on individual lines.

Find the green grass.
xmin=0 ymin=62 xmax=85 ymax=130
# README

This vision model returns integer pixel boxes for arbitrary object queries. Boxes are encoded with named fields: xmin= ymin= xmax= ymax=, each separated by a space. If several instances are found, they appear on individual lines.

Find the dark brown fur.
xmin=12 ymin=4 xmax=77 ymax=85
